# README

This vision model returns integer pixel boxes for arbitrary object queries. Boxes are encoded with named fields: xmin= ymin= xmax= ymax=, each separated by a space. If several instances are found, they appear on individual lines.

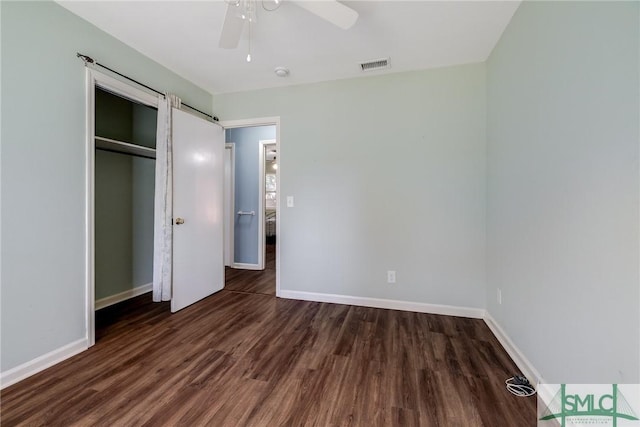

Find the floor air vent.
xmin=360 ymin=57 xmax=390 ymax=72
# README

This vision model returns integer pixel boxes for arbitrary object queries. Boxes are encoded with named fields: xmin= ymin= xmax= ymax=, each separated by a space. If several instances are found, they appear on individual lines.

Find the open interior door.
xmin=171 ymin=108 xmax=224 ymax=312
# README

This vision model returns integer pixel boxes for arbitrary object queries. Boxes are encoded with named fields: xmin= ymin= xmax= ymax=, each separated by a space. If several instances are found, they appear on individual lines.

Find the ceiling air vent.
xmin=360 ymin=57 xmax=390 ymax=72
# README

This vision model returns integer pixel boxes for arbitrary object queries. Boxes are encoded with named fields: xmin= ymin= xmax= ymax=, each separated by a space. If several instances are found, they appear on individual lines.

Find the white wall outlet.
xmin=286 ymin=196 xmax=294 ymax=207
xmin=387 ymin=270 xmax=396 ymax=284
xmin=497 ymin=288 xmax=502 ymax=305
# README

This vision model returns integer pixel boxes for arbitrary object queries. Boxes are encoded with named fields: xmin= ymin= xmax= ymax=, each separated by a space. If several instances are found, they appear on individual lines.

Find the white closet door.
xmin=171 ymin=108 xmax=224 ymax=313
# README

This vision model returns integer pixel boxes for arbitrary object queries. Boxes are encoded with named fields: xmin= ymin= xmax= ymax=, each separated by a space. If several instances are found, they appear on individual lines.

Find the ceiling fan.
xmin=219 ymin=0 xmax=359 ymax=55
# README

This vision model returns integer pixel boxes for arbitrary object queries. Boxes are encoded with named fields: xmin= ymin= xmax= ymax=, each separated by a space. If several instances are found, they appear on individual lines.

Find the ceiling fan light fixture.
xmin=236 ymin=0 xmax=257 ymax=22
xmin=274 ymin=67 xmax=290 ymax=77
xmin=262 ymin=0 xmax=282 ymax=12
xmin=219 ymin=0 xmax=359 ymax=59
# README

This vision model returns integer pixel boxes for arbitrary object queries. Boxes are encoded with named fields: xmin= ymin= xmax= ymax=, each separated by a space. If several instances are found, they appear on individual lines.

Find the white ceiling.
xmin=58 ymin=1 xmax=520 ymax=95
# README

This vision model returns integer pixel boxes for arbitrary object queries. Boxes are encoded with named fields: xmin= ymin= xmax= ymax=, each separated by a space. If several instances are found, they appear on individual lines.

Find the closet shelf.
xmin=95 ymin=136 xmax=156 ymax=159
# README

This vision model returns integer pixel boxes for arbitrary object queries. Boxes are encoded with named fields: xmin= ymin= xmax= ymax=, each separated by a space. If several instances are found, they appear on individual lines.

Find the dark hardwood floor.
xmin=225 ymin=243 xmax=276 ymax=295
xmin=1 ymin=290 xmax=536 ymax=426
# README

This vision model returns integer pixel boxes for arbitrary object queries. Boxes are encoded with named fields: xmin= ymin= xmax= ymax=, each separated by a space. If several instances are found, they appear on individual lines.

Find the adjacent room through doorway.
xmin=224 ymin=125 xmax=278 ymax=296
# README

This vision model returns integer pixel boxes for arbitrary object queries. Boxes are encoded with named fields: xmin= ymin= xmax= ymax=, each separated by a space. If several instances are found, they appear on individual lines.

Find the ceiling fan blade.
xmin=219 ymin=3 xmax=245 ymax=49
xmin=291 ymin=0 xmax=358 ymax=30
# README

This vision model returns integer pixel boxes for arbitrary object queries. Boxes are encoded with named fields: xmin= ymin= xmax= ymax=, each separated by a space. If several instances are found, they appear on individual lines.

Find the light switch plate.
xmin=287 ymin=196 xmax=294 ymax=207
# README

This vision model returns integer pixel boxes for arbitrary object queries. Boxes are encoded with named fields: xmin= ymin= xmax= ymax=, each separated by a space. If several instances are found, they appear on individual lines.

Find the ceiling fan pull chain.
xmin=246 ymin=20 xmax=252 ymax=62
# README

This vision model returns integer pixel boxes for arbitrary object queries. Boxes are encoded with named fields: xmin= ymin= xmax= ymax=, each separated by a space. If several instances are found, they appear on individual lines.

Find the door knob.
xmin=175 ymin=218 xmax=185 ymax=225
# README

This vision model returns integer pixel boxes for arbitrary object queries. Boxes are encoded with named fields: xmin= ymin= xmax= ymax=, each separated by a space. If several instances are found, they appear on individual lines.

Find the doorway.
xmin=86 ymin=69 xmax=163 ymax=346
xmin=222 ymin=118 xmax=281 ymax=297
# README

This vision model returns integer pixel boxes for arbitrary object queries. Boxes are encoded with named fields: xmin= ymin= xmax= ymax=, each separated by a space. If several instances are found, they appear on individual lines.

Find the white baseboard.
xmin=278 ymin=290 xmax=485 ymax=319
xmin=484 ymin=313 xmax=543 ymax=387
xmin=232 ymin=263 xmax=262 ymax=271
xmin=95 ymin=283 xmax=152 ymax=310
xmin=0 ymin=338 xmax=88 ymax=390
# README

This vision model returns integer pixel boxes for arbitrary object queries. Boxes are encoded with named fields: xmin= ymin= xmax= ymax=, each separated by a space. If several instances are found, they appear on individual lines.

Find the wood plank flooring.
xmin=1 ymin=291 xmax=536 ymax=426
xmin=225 ymin=243 xmax=276 ymax=295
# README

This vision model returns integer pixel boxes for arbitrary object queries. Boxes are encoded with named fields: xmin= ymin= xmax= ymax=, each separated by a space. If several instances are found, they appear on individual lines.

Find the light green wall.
xmin=0 ymin=1 xmax=212 ymax=372
xmin=95 ymin=89 xmax=133 ymax=301
xmin=131 ymin=157 xmax=155 ymax=289
xmin=132 ymin=103 xmax=158 ymax=149
xmin=95 ymin=153 xmax=155 ymax=301
xmin=487 ymin=1 xmax=639 ymax=383
xmin=95 ymin=89 xmax=133 ymax=143
xmin=131 ymin=106 xmax=156 ymax=289
xmin=95 ymin=151 xmax=133 ymax=300
xmin=215 ymin=64 xmax=487 ymax=308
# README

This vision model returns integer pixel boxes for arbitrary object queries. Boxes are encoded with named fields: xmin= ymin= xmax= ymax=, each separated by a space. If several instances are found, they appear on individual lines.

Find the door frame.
xmin=221 ymin=117 xmax=281 ymax=297
xmin=259 ymin=140 xmax=276 ymax=271
xmin=224 ymin=143 xmax=235 ymax=267
xmin=84 ymin=68 xmax=159 ymax=347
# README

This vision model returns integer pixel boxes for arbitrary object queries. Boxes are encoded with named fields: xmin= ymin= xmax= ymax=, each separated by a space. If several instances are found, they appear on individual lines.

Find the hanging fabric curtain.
xmin=152 ymin=94 xmax=182 ymax=302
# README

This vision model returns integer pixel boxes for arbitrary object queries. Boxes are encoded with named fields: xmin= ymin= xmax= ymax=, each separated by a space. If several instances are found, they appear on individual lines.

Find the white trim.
xmin=258 ymin=140 xmax=276 ymax=271
xmin=92 ymin=69 xmax=158 ymax=108
xmin=278 ymin=290 xmax=485 ymax=319
xmin=221 ymin=117 xmax=281 ymax=297
xmin=0 ymin=339 xmax=88 ymax=390
xmin=232 ymin=262 xmax=262 ymax=270
xmin=257 ymin=141 xmax=265 ymax=270
xmin=274 ymin=122 xmax=280 ymax=297
xmin=95 ymin=284 xmax=153 ymax=310
xmin=85 ymin=69 xmax=161 ymax=348
xmin=224 ymin=143 xmax=235 ymax=267
xmin=483 ymin=313 xmax=543 ymax=387
xmin=221 ymin=117 xmax=280 ymax=129
xmin=85 ymin=68 xmax=96 ymax=348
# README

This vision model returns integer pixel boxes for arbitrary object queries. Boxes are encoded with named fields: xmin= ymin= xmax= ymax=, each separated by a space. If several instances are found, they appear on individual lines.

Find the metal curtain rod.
xmin=77 ymin=53 xmax=219 ymax=122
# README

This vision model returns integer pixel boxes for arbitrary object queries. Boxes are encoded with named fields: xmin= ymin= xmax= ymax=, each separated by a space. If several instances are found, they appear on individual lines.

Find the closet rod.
xmin=77 ymin=53 xmax=219 ymax=122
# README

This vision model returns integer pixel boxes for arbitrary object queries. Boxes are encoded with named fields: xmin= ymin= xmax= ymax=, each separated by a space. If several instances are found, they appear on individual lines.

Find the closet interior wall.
xmin=94 ymin=88 xmax=157 ymax=305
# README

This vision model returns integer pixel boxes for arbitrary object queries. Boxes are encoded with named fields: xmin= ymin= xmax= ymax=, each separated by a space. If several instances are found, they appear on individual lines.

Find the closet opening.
xmin=94 ymin=87 xmax=164 ymax=341
xmin=87 ymin=70 xmax=169 ymax=346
